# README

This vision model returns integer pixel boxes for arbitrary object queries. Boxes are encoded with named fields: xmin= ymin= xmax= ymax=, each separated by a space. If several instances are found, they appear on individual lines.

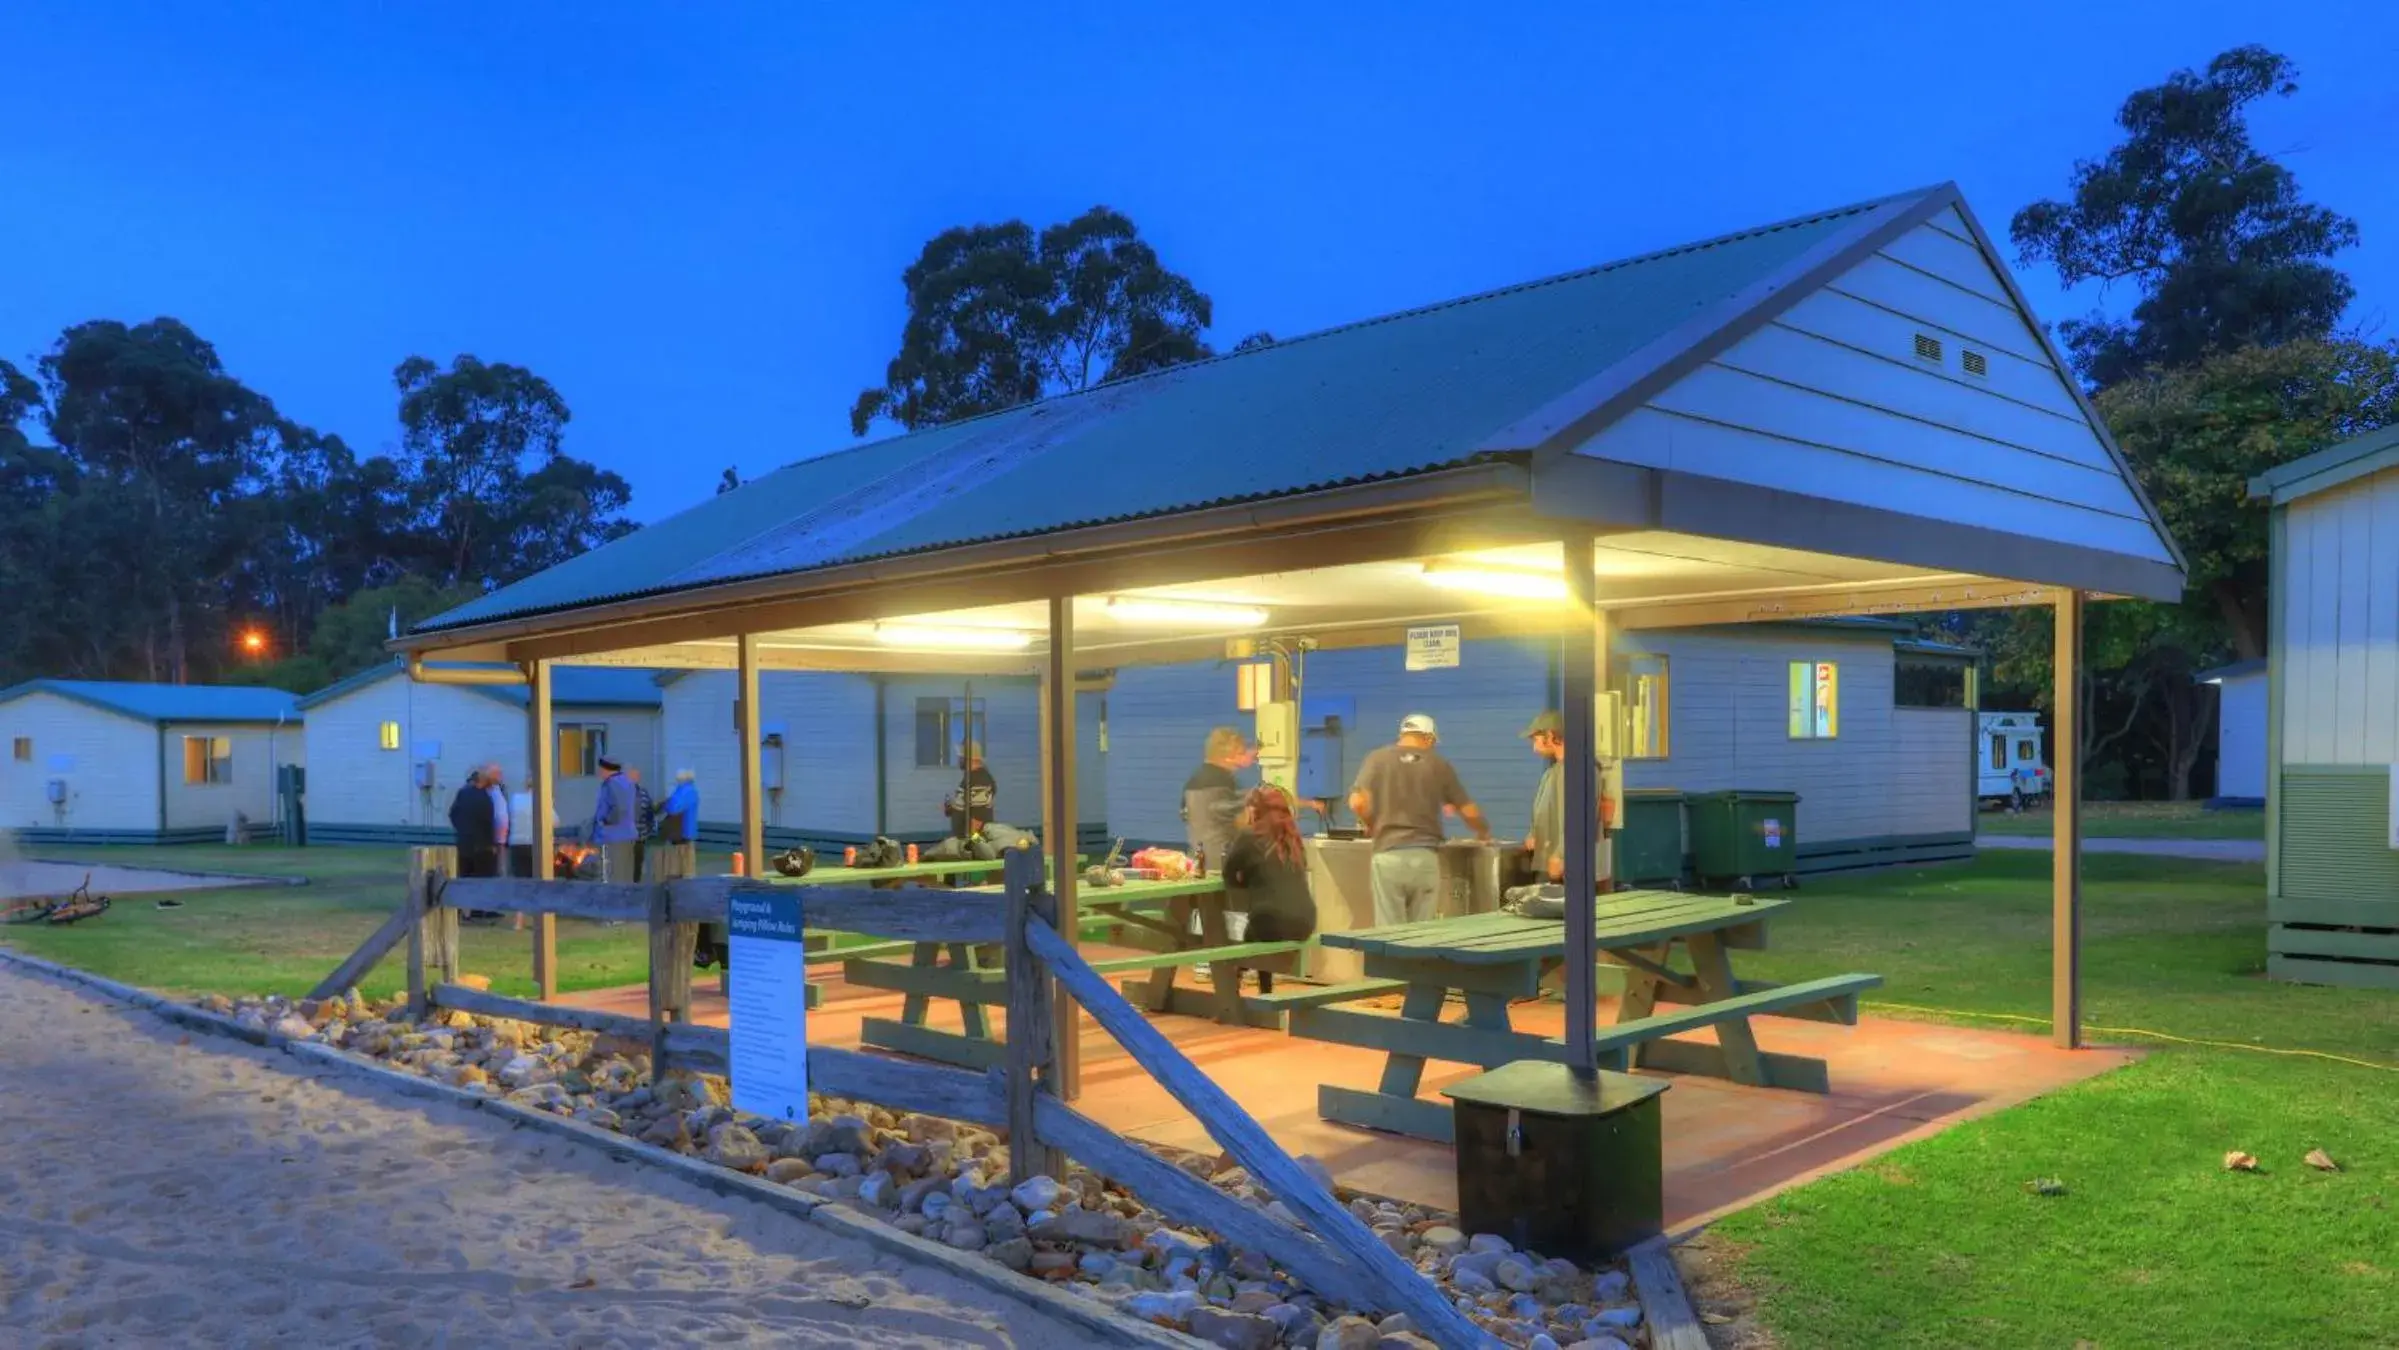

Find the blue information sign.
xmin=727 ymin=888 xmax=810 ymax=1123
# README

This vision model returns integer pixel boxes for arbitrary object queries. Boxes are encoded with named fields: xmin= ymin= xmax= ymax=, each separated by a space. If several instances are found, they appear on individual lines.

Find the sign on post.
xmin=727 ymin=887 xmax=810 ymax=1123
xmin=1405 ymin=624 xmax=1461 ymax=672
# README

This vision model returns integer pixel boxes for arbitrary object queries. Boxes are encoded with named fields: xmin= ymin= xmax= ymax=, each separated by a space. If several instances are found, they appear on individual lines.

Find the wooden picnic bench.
xmin=1288 ymin=889 xmax=1882 ymax=1142
xmin=843 ymin=876 xmax=1218 ymax=1068
xmin=1085 ymin=879 xmax=1307 ymax=1028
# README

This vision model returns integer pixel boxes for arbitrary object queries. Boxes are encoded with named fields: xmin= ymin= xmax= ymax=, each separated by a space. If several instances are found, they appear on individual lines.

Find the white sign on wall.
xmin=1405 ymin=625 xmax=1461 ymax=672
xmin=727 ymin=888 xmax=811 ymax=1123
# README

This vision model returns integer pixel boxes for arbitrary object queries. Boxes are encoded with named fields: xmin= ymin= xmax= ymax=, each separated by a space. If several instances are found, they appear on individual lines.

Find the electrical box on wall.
xmin=45 ymin=778 xmax=67 ymax=804
xmin=761 ymin=728 xmax=787 ymax=793
xmin=1234 ymin=661 xmax=1274 ymax=712
xmin=413 ymin=760 xmax=436 ymax=790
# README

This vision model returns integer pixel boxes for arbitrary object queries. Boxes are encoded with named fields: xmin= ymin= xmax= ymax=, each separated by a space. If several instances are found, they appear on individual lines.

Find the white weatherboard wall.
xmin=160 ymin=721 xmax=300 ymax=832
xmin=2279 ymin=471 xmax=2399 ymax=766
xmin=880 ymin=676 xmax=1041 ymax=836
xmin=2215 ymin=670 xmax=2266 ymax=800
xmin=1577 ymin=207 xmax=2172 ymax=567
xmin=304 ymin=674 xmax=658 ymax=833
xmin=658 ymin=671 xmax=878 ymax=837
xmin=0 ymin=692 xmax=160 ymax=832
xmin=1618 ymin=628 xmax=1971 ymax=847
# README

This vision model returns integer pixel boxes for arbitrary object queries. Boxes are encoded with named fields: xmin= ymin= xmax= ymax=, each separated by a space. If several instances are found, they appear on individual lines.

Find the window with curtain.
xmin=1787 ymin=661 xmax=1839 ymax=739
xmin=556 ymin=723 xmax=609 ymax=777
xmin=182 ymin=735 xmax=232 ymax=784
xmin=377 ymin=720 xmax=401 ymax=751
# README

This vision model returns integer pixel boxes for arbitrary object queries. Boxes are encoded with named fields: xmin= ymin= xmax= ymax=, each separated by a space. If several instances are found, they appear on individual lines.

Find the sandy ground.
xmin=0 ymin=860 xmax=262 ymax=901
xmin=0 ymin=964 xmax=1116 ymax=1349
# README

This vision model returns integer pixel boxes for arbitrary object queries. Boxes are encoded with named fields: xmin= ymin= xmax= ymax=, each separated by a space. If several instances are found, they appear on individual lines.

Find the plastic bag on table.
xmin=1502 ymin=883 xmax=1567 ymax=919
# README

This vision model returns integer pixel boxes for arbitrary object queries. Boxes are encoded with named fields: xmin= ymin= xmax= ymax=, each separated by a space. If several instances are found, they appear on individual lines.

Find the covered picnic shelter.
xmin=391 ymin=182 xmax=2183 ymax=1104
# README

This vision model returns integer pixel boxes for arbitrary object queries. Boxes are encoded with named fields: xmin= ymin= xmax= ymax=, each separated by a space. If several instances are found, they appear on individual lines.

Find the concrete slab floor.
xmin=563 ymin=966 xmax=2133 ymax=1232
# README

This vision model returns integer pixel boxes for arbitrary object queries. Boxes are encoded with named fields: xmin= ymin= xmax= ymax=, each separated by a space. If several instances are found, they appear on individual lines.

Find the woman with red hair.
xmin=1221 ymin=784 xmax=1317 ymax=991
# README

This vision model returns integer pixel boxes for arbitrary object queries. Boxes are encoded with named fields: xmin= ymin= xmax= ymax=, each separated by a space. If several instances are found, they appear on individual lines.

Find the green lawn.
xmin=1977 ymin=799 xmax=2266 ymax=840
xmin=1713 ymin=850 xmax=2399 ymax=1348
xmin=0 ymin=844 xmax=672 ymax=1000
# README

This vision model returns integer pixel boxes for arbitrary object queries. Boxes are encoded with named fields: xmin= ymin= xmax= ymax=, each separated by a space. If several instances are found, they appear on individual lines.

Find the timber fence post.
xmin=1004 ymin=841 xmax=1064 ymax=1182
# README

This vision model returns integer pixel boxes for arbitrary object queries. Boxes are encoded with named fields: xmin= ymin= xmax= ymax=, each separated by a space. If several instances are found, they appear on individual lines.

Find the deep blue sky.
xmin=6 ymin=4 xmax=2395 ymax=523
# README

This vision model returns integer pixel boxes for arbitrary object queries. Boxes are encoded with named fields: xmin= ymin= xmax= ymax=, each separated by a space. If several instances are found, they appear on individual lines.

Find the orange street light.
xmin=240 ymin=629 xmax=268 ymax=656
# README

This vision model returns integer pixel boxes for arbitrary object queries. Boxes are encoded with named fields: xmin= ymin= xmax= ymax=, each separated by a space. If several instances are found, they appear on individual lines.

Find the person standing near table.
xmin=1348 ymin=713 xmax=1490 ymax=925
xmin=945 ymin=743 xmax=998 ymax=838
xmin=587 ymin=757 xmax=640 ymax=882
xmin=627 ymin=767 xmax=656 ymax=883
xmin=449 ymin=767 xmax=498 ymax=881
xmin=1182 ymin=726 xmax=1256 ymax=960
xmin=1521 ymin=709 xmax=1610 ymax=889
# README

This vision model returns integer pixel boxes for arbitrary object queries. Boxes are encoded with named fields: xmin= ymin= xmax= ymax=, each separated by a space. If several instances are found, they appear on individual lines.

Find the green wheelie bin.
xmin=1613 ymin=789 xmax=1687 ymax=888
xmin=1685 ymin=789 xmax=1800 ymax=890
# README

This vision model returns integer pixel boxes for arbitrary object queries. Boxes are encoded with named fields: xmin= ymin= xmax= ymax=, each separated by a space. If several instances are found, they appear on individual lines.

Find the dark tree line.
xmin=1963 ymin=46 xmax=2396 ymax=799
xmin=0 ymin=319 xmax=634 ymax=692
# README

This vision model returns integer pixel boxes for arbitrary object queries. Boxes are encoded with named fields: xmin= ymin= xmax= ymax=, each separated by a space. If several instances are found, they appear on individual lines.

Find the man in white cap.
xmin=1347 ymin=713 xmax=1490 ymax=925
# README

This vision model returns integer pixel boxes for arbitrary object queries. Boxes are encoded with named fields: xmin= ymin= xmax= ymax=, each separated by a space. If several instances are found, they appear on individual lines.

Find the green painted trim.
xmin=855 ymin=1017 xmax=1005 ymax=1069
xmin=3 ymin=826 xmax=230 ymax=847
xmin=2279 ymin=764 xmax=2387 ymax=777
xmin=2266 ymin=505 xmax=2285 ymax=902
xmin=2271 ymin=928 xmax=2399 ymax=962
xmin=2268 ymin=954 xmax=2399 ymax=990
xmin=2269 ymin=898 xmax=2399 ymax=927
xmin=2249 ymin=423 xmax=2399 ymax=504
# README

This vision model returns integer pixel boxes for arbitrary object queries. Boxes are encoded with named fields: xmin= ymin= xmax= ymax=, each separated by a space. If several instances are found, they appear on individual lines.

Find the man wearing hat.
xmin=1347 ymin=713 xmax=1490 ymax=925
xmin=1521 ymin=709 xmax=1609 ymax=888
xmin=587 ymin=756 xmax=641 ymax=882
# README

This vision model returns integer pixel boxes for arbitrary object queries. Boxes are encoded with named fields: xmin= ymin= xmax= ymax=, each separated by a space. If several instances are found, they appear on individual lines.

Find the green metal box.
xmin=1685 ymin=789 xmax=1800 ymax=889
xmin=1444 ymin=1061 xmax=1671 ymax=1263
xmin=1614 ymin=789 xmax=1686 ymax=888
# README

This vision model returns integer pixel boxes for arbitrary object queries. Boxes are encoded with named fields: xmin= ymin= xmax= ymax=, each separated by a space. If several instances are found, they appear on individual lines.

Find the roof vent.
xmin=1961 ymin=350 xmax=1989 ymax=377
xmin=1912 ymin=333 xmax=1943 ymax=363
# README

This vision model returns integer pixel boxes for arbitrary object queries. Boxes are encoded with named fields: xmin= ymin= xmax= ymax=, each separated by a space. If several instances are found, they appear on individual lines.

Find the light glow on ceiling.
xmin=1420 ymin=561 xmax=1568 ymax=601
xmin=873 ymin=624 xmax=1037 ymax=651
xmin=1103 ymin=596 xmax=1270 ymax=628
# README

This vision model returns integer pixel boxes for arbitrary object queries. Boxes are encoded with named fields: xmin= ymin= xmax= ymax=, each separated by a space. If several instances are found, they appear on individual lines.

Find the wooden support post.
xmin=1003 ymin=843 xmax=1064 ymax=1182
xmin=404 ymin=845 xmax=458 ymax=1019
xmin=647 ymin=878 xmax=694 ymax=1076
xmin=737 ymin=633 xmax=765 ymax=880
xmin=527 ymin=659 xmax=558 ymax=999
xmin=2052 ymin=589 xmax=2083 ymax=1049
xmin=1041 ymin=594 xmax=1082 ymax=1098
xmin=1560 ymin=533 xmax=1601 ymax=1072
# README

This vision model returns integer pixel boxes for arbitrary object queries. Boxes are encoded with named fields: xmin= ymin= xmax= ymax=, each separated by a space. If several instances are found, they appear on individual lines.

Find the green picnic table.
xmin=844 ymin=875 xmax=1227 ymax=1069
xmin=1287 ymin=889 xmax=1882 ymax=1142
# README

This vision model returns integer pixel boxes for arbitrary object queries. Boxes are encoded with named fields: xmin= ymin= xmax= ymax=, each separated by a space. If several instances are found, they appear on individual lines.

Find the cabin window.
xmin=557 ymin=723 xmax=609 ymax=777
xmin=1989 ymin=736 xmax=2007 ymax=770
xmin=1626 ymin=655 xmax=1670 ymax=759
xmin=10 ymin=737 xmax=29 ymax=762
xmin=1894 ymin=657 xmax=1967 ymax=709
xmin=377 ymin=720 xmax=401 ymax=751
xmin=914 ymin=697 xmax=987 ymax=768
xmin=2017 ymin=739 xmax=2038 ymax=763
xmin=1787 ymin=661 xmax=1840 ymax=739
xmin=182 ymin=735 xmax=232 ymax=785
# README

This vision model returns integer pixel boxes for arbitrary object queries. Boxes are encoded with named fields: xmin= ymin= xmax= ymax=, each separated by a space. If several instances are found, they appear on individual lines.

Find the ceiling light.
xmin=873 ymin=624 xmax=1036 ymax=651
xmin=1104 ymin=596 xmax=1270 ymax=628
xmin=1421 ymin=562 xmax=1567 ymax=600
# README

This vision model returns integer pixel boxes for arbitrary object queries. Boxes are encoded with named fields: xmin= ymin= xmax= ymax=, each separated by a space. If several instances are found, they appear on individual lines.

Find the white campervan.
xmin=1978 ymin=711 xmax=2050 ymax=807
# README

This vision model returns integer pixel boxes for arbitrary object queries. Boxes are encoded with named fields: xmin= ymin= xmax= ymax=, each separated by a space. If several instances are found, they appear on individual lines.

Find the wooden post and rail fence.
xmin=311 ymin=842 xmax=1486 ymax=1346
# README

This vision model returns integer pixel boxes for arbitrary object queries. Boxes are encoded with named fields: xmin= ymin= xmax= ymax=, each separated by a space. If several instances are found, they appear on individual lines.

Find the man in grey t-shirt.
xmin=1347 ymin=713 xmax=1490 ymax=925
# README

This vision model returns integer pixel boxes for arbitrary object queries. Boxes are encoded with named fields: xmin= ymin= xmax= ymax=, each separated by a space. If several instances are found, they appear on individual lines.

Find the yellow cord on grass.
xmin=1863 ymin=999 xmax=2399 ymax=1074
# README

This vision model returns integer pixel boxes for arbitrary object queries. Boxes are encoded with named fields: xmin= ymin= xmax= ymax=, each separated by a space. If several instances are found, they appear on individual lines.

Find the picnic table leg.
xmin=1199 ymin=895 xmax=1243 ymax=1023
xmin=954 ymin=942 xmax=991 ymax=1040
xmin=1609 ymin=943 xmax=1672 ymax=1070
xmin=1141 ymin=895 xmax=1198 ymax=1013
xmin=899 ymin=941 xmax=940 ymax=1027
xmin=1685 ymin=932 xmax=1767 ymax=1087
xmin=1373 ymin=984 xmax=1449 ymax=1099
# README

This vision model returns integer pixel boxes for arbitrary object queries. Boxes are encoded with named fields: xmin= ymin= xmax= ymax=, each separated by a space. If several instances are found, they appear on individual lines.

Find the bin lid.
xmin=1440 ymin=1061 xmax=1670 ymax=1117
xmin=1623 ymin=788 xmax=1686 ymax=802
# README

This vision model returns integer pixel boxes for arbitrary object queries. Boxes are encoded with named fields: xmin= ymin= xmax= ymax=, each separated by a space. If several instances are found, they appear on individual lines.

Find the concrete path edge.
xmin=0 ymin=948 xmax=1197 ymax=1350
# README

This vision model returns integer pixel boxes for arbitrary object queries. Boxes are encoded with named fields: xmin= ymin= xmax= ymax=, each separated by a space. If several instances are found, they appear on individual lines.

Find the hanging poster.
xmin=1406 ymin=625 xmax=1461 ymax=672
xmin=727 ymin=887 xmax=810 ymax=1123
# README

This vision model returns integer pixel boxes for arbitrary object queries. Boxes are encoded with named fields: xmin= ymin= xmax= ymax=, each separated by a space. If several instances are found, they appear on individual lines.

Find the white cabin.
xmin=296 ymin=663 xmax=661 ymax=843
xmin=2196 ymin=661 xmax=2265 ymax=804
xmin=0 ymin=680 xmax=303 ymax=843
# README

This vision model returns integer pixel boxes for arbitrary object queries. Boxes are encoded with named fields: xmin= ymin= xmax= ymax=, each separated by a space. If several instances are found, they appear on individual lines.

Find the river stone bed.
xmin=200 ymin=991 xmax=1649 ymax=1350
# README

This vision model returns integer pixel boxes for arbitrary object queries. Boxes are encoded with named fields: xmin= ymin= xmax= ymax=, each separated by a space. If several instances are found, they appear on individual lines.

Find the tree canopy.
xmin=850 ymin=207 xmax=1218 ymax=435
xmin=2010 ymin=46 xmax=2360 ymax=388
xmin=0 ymin=321 xmax=635 ymax=690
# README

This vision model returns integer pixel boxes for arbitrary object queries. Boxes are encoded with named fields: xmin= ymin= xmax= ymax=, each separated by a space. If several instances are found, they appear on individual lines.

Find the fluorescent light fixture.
xmin=873 ymin=624 xmax=1035 ymax=651
xmin=1421 ymin=562 xmax=1567 ymax=600
xmin=1104 ymin=596 xmax=1269 ymax=628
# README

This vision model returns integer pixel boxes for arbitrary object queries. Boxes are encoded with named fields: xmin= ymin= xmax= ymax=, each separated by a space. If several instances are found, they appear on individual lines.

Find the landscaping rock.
xmin=1009 ymin=1174 xmax=1064 ymax=1213
xmin=1189 ymin=1307 xmax=1280 ymax=1349
xmin=701 ymin=1124 xmax=769 ymax=1172
xmin=1591 ymin=1306 xmax=1641 ymax=1329
xmin=988 ymin=1236 xmax=1034 ymax=1272
xmin=1316 ymin=1316 xmax=1381 ymax=1350
xmin=1590 ymin=1270 xmax=1629 ymax=1303
xmin=1420 ymin=1225 xmax=1467 ymax=1256
xmin=941 ymin=1219 xmax=985 ymax=1251
xmin=857 ymin=1171 xmax=897 ymax=1208
xmin=1030 ymin=1209 xmax=1133 ymax=1248
xmin=1126 ymin=1289 xmax=1202 ymax=1325
xmin=764 ymin=1158 xmax=814 ymax=1186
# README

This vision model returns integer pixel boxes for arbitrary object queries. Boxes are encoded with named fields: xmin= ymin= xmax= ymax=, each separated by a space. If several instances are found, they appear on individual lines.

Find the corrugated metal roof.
xmin=0 ymin=679 xmax=303 ymax=725
xmin=422 ymin=194 xmax=1906 ymax=635
xmin=296 ymin=662 xmax=664 ymax=711
xmin=2248 ymin=422 xmax=2399 ymax=504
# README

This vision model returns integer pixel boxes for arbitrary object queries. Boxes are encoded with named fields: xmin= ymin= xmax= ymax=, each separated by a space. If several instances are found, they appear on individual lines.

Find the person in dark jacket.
xmin=628 ymin=768 xmax=656 ymax=884
xmin=448 ymin=768 xmax=499 ymax=881
xmin=1220 ymin=784 xmax=1316 ymax=993
xmin=945 ymin=744 xmax=998 ymax=838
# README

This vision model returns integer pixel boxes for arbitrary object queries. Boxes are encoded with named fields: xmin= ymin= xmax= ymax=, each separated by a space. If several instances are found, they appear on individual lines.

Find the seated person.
xmin=1220 ymin=785 xmax=1318 ymax=992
